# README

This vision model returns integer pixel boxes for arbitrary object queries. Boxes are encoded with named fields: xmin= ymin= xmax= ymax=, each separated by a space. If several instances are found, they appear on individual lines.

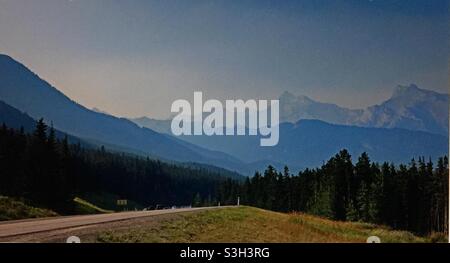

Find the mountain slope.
xmin=280 ymin=85 xmax=449 ymax=136
xmin=0 ymin=54 xmax=246 ymax=173
xmin=130 ymin=117 xmax=172 ymax=134
xmin=357 ymin=85 xmax=449 ymax=135
xmin=129 ymin=116 xmax=448 ymax=169
xmin=279 ymin=91 xmax=363 ymax=125
xmin=274 ymin=120 xmax=448 ymax=167
xmin=162 ymin=120 xmax=448 ymax=169
xmin=0 ymin=99 xmax=88 ymax=146
xmin=131 ymin=114 xmax=448 ymax=169
xmin=0 ymin=100 xmax=37 ymax=132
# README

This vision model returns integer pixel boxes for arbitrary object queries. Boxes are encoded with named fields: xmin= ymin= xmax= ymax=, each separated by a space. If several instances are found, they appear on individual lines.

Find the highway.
xmin=0 ymin=206 xmax=227 ymax=239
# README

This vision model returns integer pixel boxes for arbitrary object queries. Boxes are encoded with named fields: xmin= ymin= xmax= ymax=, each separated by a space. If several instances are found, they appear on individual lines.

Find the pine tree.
xmin=33 ymin=118 xmax=47 ymax=143
xmin=330 ymin=149 xmax=353 ymax=221
xmin=47 ymin=123 xmax=56 ymax=150
xmin=354 ymin=152 xmax=372 ymax=219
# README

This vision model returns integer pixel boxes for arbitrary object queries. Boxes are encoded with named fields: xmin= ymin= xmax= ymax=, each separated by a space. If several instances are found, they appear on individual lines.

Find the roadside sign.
xmin=117 ymin=199 xmax=127 ymax=206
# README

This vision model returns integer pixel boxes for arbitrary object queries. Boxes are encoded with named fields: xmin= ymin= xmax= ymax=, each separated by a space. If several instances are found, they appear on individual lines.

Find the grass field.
xmin=96 ymin=206 xmax=432 ymax=243
xmin=0 ymin=196 xmax=58 ymax=221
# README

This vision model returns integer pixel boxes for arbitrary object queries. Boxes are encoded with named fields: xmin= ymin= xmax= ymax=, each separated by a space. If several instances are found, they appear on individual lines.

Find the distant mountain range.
xmin=130 ymin=87 xmax=448 ymax=169
xmin=133 ymin=117 xmax=447 ymax=168
xmin=280 ymin=85 xmax=449 ymax=136
xmin=0 ymin=53 xmax=448 ymax=175
xmin=131 ymin=118 xmax=448 ymax=169
xmin=133 ymin=85 xmax=449 ymax=138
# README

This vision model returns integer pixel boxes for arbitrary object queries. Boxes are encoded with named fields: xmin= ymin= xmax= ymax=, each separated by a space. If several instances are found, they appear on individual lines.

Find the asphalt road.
xmin=0 ymin=206 xmax=228 ymax=239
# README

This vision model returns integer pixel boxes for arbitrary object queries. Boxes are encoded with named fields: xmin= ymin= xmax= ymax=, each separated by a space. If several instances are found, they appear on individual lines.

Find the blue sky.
xmin=0 ymin=0 xmax=448 ymax=118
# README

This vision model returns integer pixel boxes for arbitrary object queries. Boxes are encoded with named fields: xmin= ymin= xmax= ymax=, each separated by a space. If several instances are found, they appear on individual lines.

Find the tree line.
xmin=1 ymin=119 xmax=448 ymax=236
xmin=0 ymin=119 xmax=229 ymax=212
xmin=217 ymin=150 xmax=448 ymax=235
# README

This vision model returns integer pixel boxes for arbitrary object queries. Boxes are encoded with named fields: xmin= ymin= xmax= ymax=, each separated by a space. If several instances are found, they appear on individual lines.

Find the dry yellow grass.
xmin=96 ymin=206 xmax=429 ymax=243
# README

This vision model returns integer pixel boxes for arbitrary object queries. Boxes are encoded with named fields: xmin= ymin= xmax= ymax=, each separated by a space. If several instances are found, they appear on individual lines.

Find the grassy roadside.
xmin=0 ymin=195 xmax=113 ymax=220
xmin=73 ymin=197 xmax=114 ymax=214
xmin=0 ymin=196 xmax=58 ymax=221
xmin=96 ymin=206 xmax=431 ymax=243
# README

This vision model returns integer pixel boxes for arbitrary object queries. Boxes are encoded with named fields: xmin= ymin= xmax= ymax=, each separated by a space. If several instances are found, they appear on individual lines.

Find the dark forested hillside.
xmin=0 ymin=120 xmax=234 ymax=213
xmin=217 ymin=150 xmax=449 ymax=236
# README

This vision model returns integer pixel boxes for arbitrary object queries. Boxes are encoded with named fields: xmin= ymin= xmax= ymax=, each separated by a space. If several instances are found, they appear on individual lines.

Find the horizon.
xmin=1 ymin=53 xmax=447 ymax=122
xmin=0 ymin=0 xmax=448 ymax=119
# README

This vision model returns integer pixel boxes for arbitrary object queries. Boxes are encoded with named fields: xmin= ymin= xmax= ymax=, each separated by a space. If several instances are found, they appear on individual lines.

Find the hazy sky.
xmin=0 ymin=0 xmax=448 ymax=118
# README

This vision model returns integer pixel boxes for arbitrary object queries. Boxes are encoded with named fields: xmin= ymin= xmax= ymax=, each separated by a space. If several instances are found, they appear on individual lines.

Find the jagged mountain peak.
xmin=393 ymin=84 xmax=420 ymax=96
xmin=279 ymin=85 xmax=448 ymax=135
xmin=280 ymin=90 xmax=295 ymax=98
xmin=280 ymin=91 xmax=314 ymax=103
xmin=392 ymin=84 xmax=446 ymax=100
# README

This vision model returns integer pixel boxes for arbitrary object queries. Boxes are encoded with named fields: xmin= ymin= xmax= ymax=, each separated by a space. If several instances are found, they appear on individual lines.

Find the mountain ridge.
xmin=280 ymin=84 xmax=449 ymax=135
xmin=1 ymin=54 xmax=447 ymax=174
xmin=0 ymin=54 xmax=248 ymax=174
xmin=174 ymin=119 xmax=448 ymax=168
xmin=133 ymin=85 xmax=448 ymax=136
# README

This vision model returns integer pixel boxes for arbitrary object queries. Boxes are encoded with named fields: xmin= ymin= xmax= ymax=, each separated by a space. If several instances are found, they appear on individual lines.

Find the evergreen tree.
xmin=330 ymin=149 xmax=353 ymax=220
